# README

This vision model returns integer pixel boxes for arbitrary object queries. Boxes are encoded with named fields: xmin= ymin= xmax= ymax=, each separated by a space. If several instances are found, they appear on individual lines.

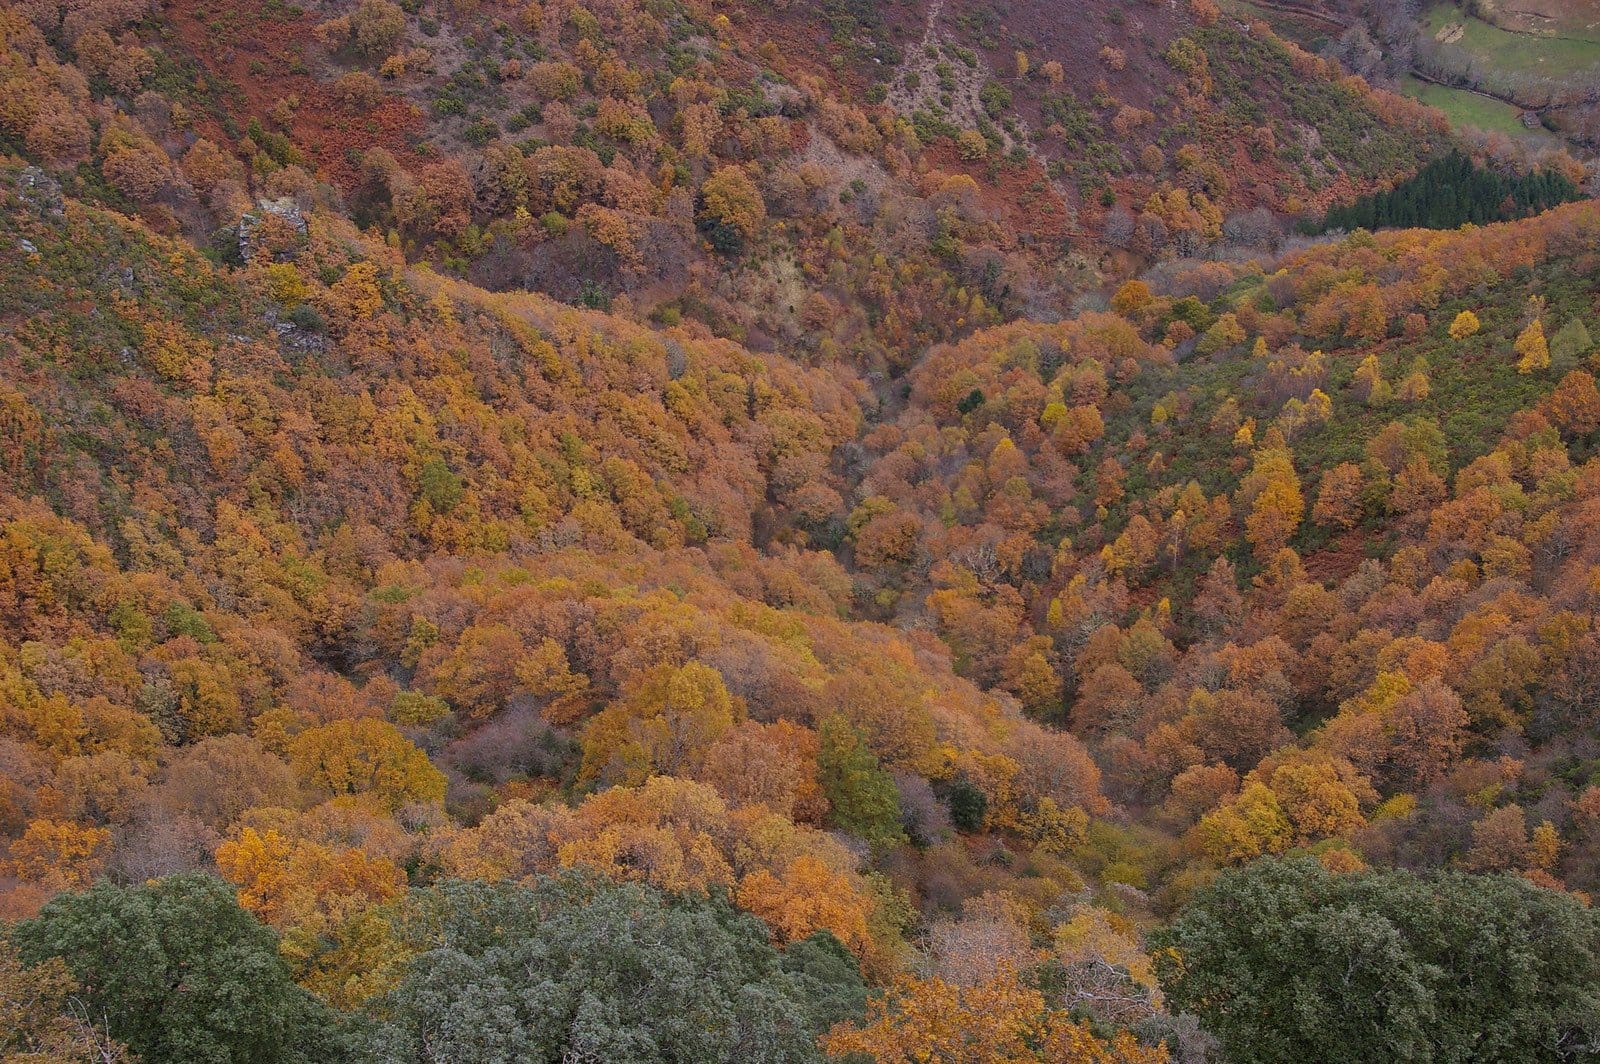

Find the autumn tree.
xmin=1197 ymin=313 xmax=1246 ymax=355
xmin=698 ymin=719 xmax=827 ymax=821
xmin=156 ymin=734 xmax=299 ymax=829
xmin=1545 ymin=370 xmax=1600 ymax=436
xmin=1052 ymin=907 xmax=1163 ymax=1027
xmin=1111 ymin=280 xmax=1152 ymax=315
xmin=1350 ymin=353 xmax=1389 ymax=405
xmin=823 ymin=966 xmax=1168 ymax=1064
xmin=288 ymin=718 xmax=446 ymax=809
xmin=1379 ymin=677 xmax=1468 ymax=790
xmin=736 ymin=854 xmax=873 ymax=954
xmin=579 ymin=660 xmax=740 ymax=786
xmin=102 ymin=142 xmax=170 ymax=204
xmin=1397 ymin=356 xmax=1430 ymax=402
xmin=1515 ymin=319 xmax=1549 ymax=374
xmin=1449 ymin=310 xmax=1480 ymax=340
xmin=215 ymin=825 xmax=406 ymax=931
xmin=1193 ymin=781 xmax=1292 ymax=864
xmin=0 ymin=941 xmax=130 ymax=1063
xmin=5 ymin=819 xmax=109 ymax=891
xmin=1463 ymin=804 xmax=1530 ymax=872
xmin=699 ymin=165 xmax=766 ymax=246
xmin=317 ymin=0 xmax=406 ymax=58
xmin=1238 ymin=445 xmax=1304 ymax=558
xmin=1311 ymin=462 xmax=1363 ymax=530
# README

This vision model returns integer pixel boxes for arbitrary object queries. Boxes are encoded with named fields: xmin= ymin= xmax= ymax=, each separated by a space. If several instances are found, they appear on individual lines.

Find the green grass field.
xmin=1422 ymin=4 xmax=1600 ymax=99
xmin=1400 ymin=75 xmax=1565 ymax=146
xmin=1475 ymin=0 xmax=1600 ymax=43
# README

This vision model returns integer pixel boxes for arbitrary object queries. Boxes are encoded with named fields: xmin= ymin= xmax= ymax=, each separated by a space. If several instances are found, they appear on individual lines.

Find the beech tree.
xmin=1239 ymin=446 xmax=1304 ymax=558
xmin=1546 ymin=370 xmax=1600 ymax=435
xmin=823 ymin=966 xmax=1168 ymax=1063
xmin=1449 ymin=310 xmax=1480 ymax=340
xmin=1311 ymin=462 xmax=1363 ymax=530
xmin=287 ymin=719 xmax=446 ymax=809
xmin=700 ymin=166 xmax=766 ymax=246
xmin=1515 ymin=319 xmax=1550 ymax=374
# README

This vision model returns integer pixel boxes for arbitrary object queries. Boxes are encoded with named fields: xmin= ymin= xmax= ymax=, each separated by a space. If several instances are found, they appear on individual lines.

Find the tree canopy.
xmin=1153 ymin=858 xmax=1600 ymax=1063
xmin=1315 ymin=152 xmax=1580 ymax=233
xmin=359 ymin=873 xmax=864 ymax=1063
xmin=11 ymin=873 xmax=347 ymax=1064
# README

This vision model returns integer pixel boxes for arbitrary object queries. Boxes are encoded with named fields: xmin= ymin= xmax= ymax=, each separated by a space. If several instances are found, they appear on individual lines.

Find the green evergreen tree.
xmin=1153 ymin=858 xmax=1600 ymax=1064
xmin=816 ymin=714 xmax=905 ymax=848
xmin=12 ymin=873 xmax=347 ymax=1064
xmin=360 ymin=874 xmax=862 ymax=1063
xmin=1318 ymin=152 xmax=1579 ymax=234
xmin=778 ymin=931 xmax=871 ymax=1035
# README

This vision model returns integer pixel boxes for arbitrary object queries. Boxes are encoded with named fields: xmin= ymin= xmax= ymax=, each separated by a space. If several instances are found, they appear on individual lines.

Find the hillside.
xmin=1275 ymin=0 xmax=1600 ymax=154
xmin=2 ymin=0 xmax=1468 ymax=372
xmin=4 ymin=1 xmax=1600 ymax=1062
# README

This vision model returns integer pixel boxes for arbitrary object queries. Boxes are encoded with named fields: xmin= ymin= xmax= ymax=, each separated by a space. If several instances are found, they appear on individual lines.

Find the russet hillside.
xmin=3 ymin=0 xmax=1600 ymax=1062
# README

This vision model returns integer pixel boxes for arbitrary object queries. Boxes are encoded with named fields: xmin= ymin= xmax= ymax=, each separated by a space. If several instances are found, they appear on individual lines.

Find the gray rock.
xmin=17 ymin=167 xmax=64 ymax=218
xmin=238 ymin=197 xmax=308 ymax=262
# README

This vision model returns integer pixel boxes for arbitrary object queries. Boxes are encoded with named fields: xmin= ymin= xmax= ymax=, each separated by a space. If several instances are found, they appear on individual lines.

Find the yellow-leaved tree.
xmin=579 ymin=661 xmax=740 ymax=786
xmin=1515 ymin=319 xmax=1549 ymax=374
xmin=1238 ymin=444 xmax=1304 ymax=560
xmin=1448 ymin=310 xmax=1480 ymax=340
xmin=287 ymin=718 xmax=446 ymax=809
xmin=699 ymin=166 xmax=766 ymax=240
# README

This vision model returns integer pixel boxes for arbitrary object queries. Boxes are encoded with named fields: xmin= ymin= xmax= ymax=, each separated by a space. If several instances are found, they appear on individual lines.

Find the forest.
xmin=2 ymin=0 xmax=1600 ymax=1061
xmin=1315 ymin=150 xmax=1581 ymax=233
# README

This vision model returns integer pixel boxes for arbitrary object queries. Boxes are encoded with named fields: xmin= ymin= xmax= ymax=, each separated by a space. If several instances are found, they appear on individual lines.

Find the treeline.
xmin=5 ymin=871 xmax=869 ymax=1063
xmin=10 ymin=860 xmax=1598 ymax=1063
xmin=1311 ymin=151 xmax=1580 ymax=233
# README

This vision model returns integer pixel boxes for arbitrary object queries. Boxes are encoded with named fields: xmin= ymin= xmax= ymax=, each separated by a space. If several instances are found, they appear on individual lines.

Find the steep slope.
xmin=0 ymin=161 xmax=1105 ymax=964
xmin=7 ymin=149 xmax=1600 ymax=1060
xmin=853 ymin=198 xmax=1600 ymax=893
xmin=5 ymin=0 xmax=1600 ymax=1060
xmin=3 ymin=0 xmax=1464 ymax=380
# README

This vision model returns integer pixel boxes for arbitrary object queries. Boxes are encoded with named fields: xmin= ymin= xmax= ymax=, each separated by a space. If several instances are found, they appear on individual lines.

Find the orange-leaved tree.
xmin=822 ymin=965 xmax=1169 ymax=1063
